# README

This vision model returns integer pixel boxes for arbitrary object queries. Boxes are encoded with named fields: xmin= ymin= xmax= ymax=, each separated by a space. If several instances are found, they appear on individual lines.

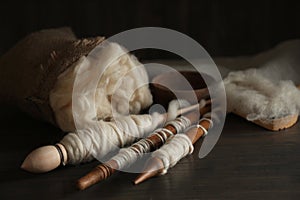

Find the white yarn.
xmin=154 ymin=128 xmax=172 ymax=143
xmin=110 ymin=115 xmax=192 ymax=169
xmin=187 ymin=117 xmax=212 ymax=138
xmin=199 ymin=117 xmax=214 ymax=129
xmin=114 ymin=139 xmax=151 ymax=169
xmin=165 ymin=116 xmax=191 ymax=133
xmin=60 ymin=113 xmax=164 ymax=165
xmin=165 ymin=98 xmax=206 ymax=133
xmin=60 ymin=98 xmax=189 ymax=165
xmin=151 ymin=113 xmax=213 ymax=175
xmin=195 ymin=124 xmax=208 ymax=137
xmin=152 ymin=134 xmax=194 ymax=175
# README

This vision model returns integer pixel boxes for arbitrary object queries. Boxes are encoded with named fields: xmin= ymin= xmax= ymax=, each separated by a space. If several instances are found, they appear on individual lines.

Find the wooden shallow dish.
xmin=234 ymin=112 xmax=298 ymax=131
xmin=150 ymin=71 xmax=212 ymax=108
xmin=232 ymin=85 xmax=300 ymax=131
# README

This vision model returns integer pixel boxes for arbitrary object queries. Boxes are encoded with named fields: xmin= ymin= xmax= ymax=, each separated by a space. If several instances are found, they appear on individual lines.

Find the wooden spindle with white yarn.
xmin=134 ymin=112 xmax=213 ymax=185
xmin=76 ymin=101 xmax=211 ymax=190
xmin=21 ymin=101 xmax=209 ymax=174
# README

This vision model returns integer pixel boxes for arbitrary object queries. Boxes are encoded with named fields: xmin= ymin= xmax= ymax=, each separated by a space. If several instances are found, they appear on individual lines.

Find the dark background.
xmin=1 ymin=1 xmax=300 ymax=199
xmin=1 ymin=0 xmax=300 ymax=58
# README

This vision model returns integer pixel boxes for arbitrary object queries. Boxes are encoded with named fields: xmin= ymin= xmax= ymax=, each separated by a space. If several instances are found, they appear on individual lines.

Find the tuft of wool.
xmin=225 ymin=68 xmax=300 ymax=122
xmin=50 ymin=42 xmax=153 ymax=132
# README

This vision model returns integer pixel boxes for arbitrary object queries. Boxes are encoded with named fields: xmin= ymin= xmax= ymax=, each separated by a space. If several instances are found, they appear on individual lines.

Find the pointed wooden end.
xmin=76 ymin=171 xmax=101 ymax=190
xmin=133 ymin=157 xmax=164 ymax=185
xmin=76 ymin=163 xmax=117 ymax=190
xmin=76 ymin=178 xmax=89 ymax=191
xmin=134 ymin=171 xmax=158 ymax=185
xmin=21 ymin=145 xmax=61 ymax=173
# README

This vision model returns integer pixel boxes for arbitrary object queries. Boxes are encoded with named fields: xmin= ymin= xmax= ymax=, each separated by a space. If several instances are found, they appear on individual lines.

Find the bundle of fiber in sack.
xmin=0 ymin=27 xmax=153 ymax=132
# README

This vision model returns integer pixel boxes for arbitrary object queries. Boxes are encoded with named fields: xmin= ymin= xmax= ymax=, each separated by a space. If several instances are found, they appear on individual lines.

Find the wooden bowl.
xmin=150 ymin=71 xmax=211 ymax=108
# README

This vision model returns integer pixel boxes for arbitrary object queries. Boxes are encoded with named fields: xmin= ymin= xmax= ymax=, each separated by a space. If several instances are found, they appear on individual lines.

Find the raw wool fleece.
xmin=225 ymin=69 xmax=300 ymax=122
xmin=223 ymin=40 xmax=300 ymax=122
xmin=50 ymin=42 xmax=153 ymax=132
xmin=0 ymin=27 xmax=152 ymax=132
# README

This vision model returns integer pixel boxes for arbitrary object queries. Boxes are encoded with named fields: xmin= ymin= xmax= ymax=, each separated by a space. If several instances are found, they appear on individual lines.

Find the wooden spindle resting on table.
xmin=21 ymin=101 xmax=205 ymax=174
xmin=77 ymin=101 xmax=211 ymax=190
xmin=134 ymin=113 xmax=213 ymax=185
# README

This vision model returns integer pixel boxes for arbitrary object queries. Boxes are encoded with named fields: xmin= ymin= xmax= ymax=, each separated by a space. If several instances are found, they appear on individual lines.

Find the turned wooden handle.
xmin=77 ymin=161 xmax=117 ymax=190
xmin=186 ymin=118 xmax=211 ymax=144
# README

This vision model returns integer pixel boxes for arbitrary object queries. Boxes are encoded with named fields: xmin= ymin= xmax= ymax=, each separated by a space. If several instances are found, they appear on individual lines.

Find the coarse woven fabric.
xmin=0 ymin=27 xmax=104 ymax=127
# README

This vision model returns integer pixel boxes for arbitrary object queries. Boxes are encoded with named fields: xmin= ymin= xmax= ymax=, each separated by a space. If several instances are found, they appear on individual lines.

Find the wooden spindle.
xmin=134 ymin=115 xmax=212 ymax=185
xmin=77 ymin=102 xmax=211 ymax=190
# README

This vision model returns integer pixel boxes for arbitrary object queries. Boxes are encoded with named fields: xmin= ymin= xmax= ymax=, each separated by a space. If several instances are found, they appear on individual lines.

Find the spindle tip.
xmin=133 ymin=157 xmax=164 ymax=185
xmin=21 ymin=144 xmax=67 ymax=173
xmin=76 ymin=179 xmax=88 ymax=191
xmin=76 ymin=162 xmax=117 ymax=190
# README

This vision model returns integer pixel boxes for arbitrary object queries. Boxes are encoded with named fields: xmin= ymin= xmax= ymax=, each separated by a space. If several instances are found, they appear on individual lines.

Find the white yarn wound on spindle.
xmin=60 ymin=113 xmax=165 ymax=165
xmin=60 ymin=99 xmax=188 ymax=165
xmin=195 ymin=124 xmax=208 ymax=137
xmin=111 ymin=114 xmax=192 ymax=169
xmin=165 ymin=116 xmax=191 ymax=134
xmin=165 ymin=99 xmax=206 ymax=133
xmin=199 ymin=117 xmax=214 ymax=129
xmin=154 ymin=128 xmax=172 ymax=143
xmin=114 ymin=139 xmax=151 ymax=169
xmin=152 ymin=112 xmax=213 ymax=175
xmin=152 ymin=134 xmax=194 ymax=175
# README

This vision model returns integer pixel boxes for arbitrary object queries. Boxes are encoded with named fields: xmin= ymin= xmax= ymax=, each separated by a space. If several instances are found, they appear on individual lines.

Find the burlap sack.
xmin=0 ymin=27 xmax=104 ymax=126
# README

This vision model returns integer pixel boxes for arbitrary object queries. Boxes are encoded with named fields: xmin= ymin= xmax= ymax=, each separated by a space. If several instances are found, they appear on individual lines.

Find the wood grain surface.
xmin=0 ymin=105 xmax=299 ymax=199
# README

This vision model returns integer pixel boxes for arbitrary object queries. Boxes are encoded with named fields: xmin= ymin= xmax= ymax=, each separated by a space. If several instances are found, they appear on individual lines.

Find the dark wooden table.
xmin=0 ymin=105 xmax=299 ymax=199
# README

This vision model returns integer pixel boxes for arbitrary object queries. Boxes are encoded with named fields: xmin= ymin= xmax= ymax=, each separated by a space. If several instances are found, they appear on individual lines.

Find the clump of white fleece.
xmin=50 ymin=43 xmax=153 ymax=132
xmin=224 ymin=68 xmax=300 ymax=122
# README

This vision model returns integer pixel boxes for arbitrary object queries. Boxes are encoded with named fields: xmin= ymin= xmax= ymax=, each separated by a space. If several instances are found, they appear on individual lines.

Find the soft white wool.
xmin=218 ymin=40 xmax=300 ymax=122
xmin=224 ymin=68 xmax=300 ymax=122
xmin=50 ymin=42 xmax=153 ymax=132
